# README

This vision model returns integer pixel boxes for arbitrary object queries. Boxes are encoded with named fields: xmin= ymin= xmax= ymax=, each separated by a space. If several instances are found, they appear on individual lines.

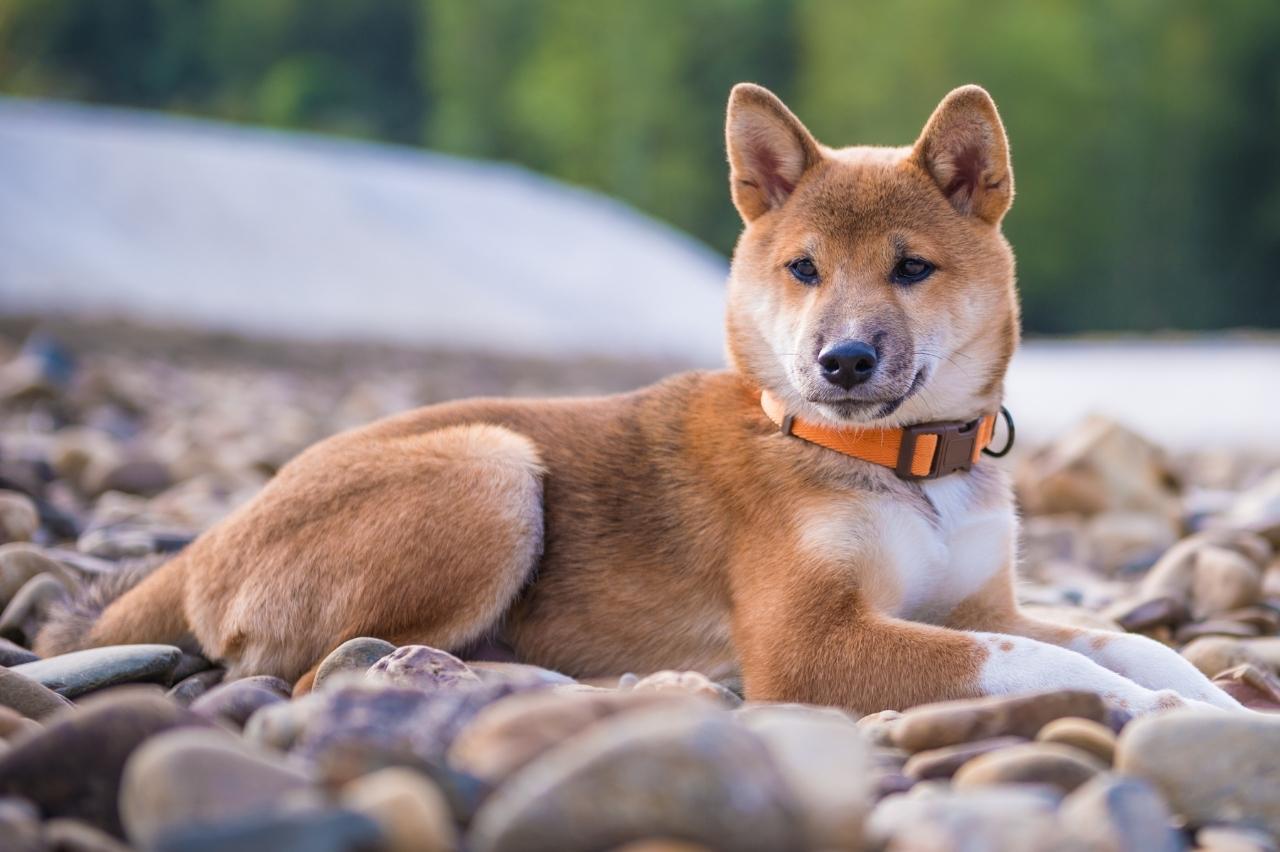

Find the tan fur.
xmin=36 ymin=84 xmax=1233 ymax=714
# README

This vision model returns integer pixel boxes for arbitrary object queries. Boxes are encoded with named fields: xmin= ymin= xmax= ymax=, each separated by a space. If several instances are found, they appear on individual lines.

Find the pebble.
xmin=43 ymin=817 xmax=134 ymax=852
xmin=469 ymin=704 xmax=804 ymax=852
xmin=341 ymin=767 xmax=458 ymax=852
xmin=1192 ymin=546 xmax=1263 ymax=618
xmin=190 ymin=680 xmax=287 ymax=729
xmin=952 ymin=741 xmax=1104 ymax=794
xmin=1059 ymin=775 xmax=1182 ymax=852
xmin=1114 ymin=595 xmax=1189 ymax=632
xmin=0 ymin=573 xmax=69 ymax=644
xmin=628 ymin=670 xmax=743 ymax=707
xmin=1211 ymin=663 xmax=1280 ymax=710
xmin=366 ymin=645 xmax=481 ymax=692
xmin=243 ymin=693 xmax=322 ymax=753
xmin=0 ymin=542 xmax=76 ymax=606
xmin=450 ymin=686 xmax=704 ymax=784
xmin=867 ymin=786 xmax=1063 ymax=850
xmin=0 ymin=636 xmax=38 ymax=666
xmin=12 ymin=643 xmax=183 ymax=697
xmin=169 ymin=652 xmax=215 ymax=683
xmin=0 ymin=796 xmax=42 ymax=852
xmin=1181 ymin=636 xmax=1268 ymax=678
xmin=0 ymin=490 xmax=39 ymax=544
xmin=1197 ymin=825 xmax=1279 ymax=852
xmin=901 ymin=735 xmax=1028 ymax=780
xmin=92 ymin=457 xmax=174 ymax=497
xmin=0 ymin=666 xmax=74 ymax=719
xmin=1116 ymin=709 xmax=1280 ymax=835
xmin=149 ymin=807 xmax=382 ymax=852
xmin=736 ymin=704 xmax=876 ymax=851
xmin=1034 ymin=716 xmax=1117 ymax=765
xmin=0 ymin=687 xmax=203 ymax=836
xmin=312 ymin=637 xmax=396 ymax=691
xmin=891 ymin=689 xmax=1107 ymax=752
xmin=0 ymin=705 xmax=41 ymax=741
xmin=167 ymin=668 xmax=227 ymax=706
xmin=120 ymin=727 xmax=314 ymax=848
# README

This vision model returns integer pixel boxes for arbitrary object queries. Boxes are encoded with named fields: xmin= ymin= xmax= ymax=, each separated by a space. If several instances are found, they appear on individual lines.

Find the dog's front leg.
xmin=729 ymin=555 xmax=1190 ymax=715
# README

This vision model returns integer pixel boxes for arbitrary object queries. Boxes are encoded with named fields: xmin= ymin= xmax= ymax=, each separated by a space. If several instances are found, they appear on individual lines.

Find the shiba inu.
xmin=40 ymin=84 xmax=1240 ymax=714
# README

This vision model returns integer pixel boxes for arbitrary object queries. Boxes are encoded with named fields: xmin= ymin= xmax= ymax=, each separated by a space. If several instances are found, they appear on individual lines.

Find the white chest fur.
xmin=797 ymin=471 xmax=1016 ymax=624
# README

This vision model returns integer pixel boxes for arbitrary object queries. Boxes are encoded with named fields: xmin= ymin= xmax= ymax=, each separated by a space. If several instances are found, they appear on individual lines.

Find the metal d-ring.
xmin=982 ymin=406 xmax=1016 ymax=458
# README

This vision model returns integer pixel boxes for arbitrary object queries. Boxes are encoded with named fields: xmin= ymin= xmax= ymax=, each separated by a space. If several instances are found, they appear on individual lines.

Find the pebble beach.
xmin=1 ymin=319 xmax=1279 ymax=851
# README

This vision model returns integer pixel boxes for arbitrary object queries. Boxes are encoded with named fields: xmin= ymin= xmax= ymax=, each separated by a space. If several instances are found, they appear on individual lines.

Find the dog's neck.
xmin=757 ymin=388 xmax=1009 ymax=481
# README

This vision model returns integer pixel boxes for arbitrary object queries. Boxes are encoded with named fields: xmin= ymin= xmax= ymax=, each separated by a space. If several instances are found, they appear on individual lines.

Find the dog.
xmin=38 ymin=83 xmax=1240 ymax=715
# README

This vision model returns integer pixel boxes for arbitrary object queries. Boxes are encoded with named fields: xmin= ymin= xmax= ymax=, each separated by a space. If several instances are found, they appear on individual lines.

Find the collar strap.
xmin=760 ymin=390 xmax=1002 ymax=480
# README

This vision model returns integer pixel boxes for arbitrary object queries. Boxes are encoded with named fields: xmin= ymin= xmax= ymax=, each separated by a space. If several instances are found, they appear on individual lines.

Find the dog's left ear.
xmin=912 ymin=85 xmax=1014 ymax=224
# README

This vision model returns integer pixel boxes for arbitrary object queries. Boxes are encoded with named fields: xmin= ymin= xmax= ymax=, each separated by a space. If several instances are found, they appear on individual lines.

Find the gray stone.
xmin=0 ymin=665 xmax=74 ymax=719
xmin=149 ymin=808 xmax=382 ymax=852
xmin=1116 ymin=709 xmax=1280 ymax=835
xmin=44 ymin=817 xmax=134 ymax=852
xmin=469 ymin=705 xmax=804 ymax=852
xmin=120 ymin=727 xmax=314 ymax=848
xmin=12 ymin=643 xmax=182 ymax=697
xmin=902 ymin=735 xmax=1028 ymax=780
xmin=0 ymin=573 xmax=69 ymax=644
xmin=0 ymin=687 xmax=204 ymax=837
xmin=867 ymin=787 xmax=1064 ymax=850
xmin=1060 ymin=775 xmax=1183 ymax=852
xmin=312 ymin=637 xmax=396 ymax=691
xmin=365 ymin=644 xmax=480 ymax=692
xmin=0 ymin=796 xmax=42 ymax=852
xmin=0 ymin=542 xmax=77 ymax=607
xmin=0 ymin=636 xmax=38 ymax=666
xmin=166 ymin=668 xmax=226 ymax=707
xmin=190 ymin=680 xmax=287 ymax=729
xmin=0 ymin=491 xmax=39 ymax=544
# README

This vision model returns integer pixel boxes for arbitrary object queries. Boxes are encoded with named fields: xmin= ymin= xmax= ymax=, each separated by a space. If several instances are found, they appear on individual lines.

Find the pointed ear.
xmin=726 ymin=83 xmax=822 ymax=222
xmin=912 ymin=85 xmax=1014 ymax=224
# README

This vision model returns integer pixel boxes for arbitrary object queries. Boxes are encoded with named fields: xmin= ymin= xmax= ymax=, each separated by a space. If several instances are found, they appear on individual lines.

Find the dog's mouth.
xmin=807 ymin=368 xmax=927 ymax=422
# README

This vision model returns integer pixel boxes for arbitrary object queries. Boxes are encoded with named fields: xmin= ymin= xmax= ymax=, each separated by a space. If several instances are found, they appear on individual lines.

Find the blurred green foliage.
xmin=1 ymin=0 xmax=1277 ymax=332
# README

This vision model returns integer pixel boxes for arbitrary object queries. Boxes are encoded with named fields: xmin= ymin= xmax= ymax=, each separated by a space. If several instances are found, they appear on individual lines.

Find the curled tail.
xmin=34 ymin=554 xmax=193 ymax=657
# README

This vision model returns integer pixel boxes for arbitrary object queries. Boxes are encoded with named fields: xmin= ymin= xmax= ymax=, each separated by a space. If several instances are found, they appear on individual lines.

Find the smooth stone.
xmin=1116 ymin=709 xmax=1280 ymax=834
xmin=952 ymin=742 xmax=1104 ymax=794
xmin=312 ymin=637 xmax=396 ymax=691
xmin=342 ymin=767 xmax=458 ymax=852
xmin=1221 ymin=605 xmax=1280 ymax=634
xmin=168 ymin=652 xmax=214 ymax=684
xmin=867 ymin=787 xmax=1063 ymax=850
xmin=468 ymin=661 xmax=576 ymax=687
xmin=449 ymin=688 xmax=708 ymax=784
xmin=0 ymin=491 xmax=39 ymax=544
xmin=628 ymin=670 xmax=742 ymax=707
xmin=0 ymin=666 xmax=74 ymax=719
xmin=1060 ymin=775 xmax=1183 ymax=852
xmin=293 ymin=679 xmax=538 ymax=784
xmin=0 ymin=543 xmax=76 ymax=607
xmin=1114 ymin=595 xmax=1190 ymax=632
xmin=244 ymin=693 xmax=322 ymax=753
xmin=232 ymin=674 xmax=293 ymax=697
xmin=12 ymin=644 xmax=182 ymax=697
xmin=0 ymin=796 xmax=42 ymax=852
xmin=1211 ymin=663 xmax=1280 ymax=711
xmin=0 ymin=636 xmax=38 ymax=666
xmin=1182 ymin=636 xmax=1269 ymax=679
xmin=855 ymin=709 xmax=902 ymax=747
xmin=1035 ymin=716 xmax=1117 ymax=765
xmin=149 ymin=807 xmax=382 ymax=852
xmin=94 ymin=458 xmax=173 ymax=497
xmin=902 ymin=735 xmax=1028 ymax=780
xmin=1177 ymin=620 xmax=1261 ymax=643
xmin=0 ymin=705 xmax=42 ymax=741
xmin=0 ymin=687 xmax=203 ymax=836
xmin=190 ymin=681 xmax=287 ymax=729
xmin=120 ymin=727 xmax=314 ymax=848
xmin=1192 ymin=547 xmax=1263 ymax=618
xmin=1196 ymin=825 xmax=1279 ymax=852
xmin=736 ymin=704 xmax=877 ymax=851
xmin=366 ymin=645 xmax=480 ymax=691
xmin=610 ymin=843 xmax=713 ymax=852
xmin=44 ymin=817 xmax=134 ymax=852
xmin=0 ymin=573 xmax=69 ymax=644
xmin=469 ymin=704 xmax=804 ymax=852
xmin=166 ymin=668 xmax=227 ymax=707
xmin=891 ymin=689 xmax=1107 ymax=752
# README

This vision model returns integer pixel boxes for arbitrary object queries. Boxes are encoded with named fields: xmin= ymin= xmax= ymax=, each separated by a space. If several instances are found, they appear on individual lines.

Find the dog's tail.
xmin=34 ymin=553 xmax=192 ymax=657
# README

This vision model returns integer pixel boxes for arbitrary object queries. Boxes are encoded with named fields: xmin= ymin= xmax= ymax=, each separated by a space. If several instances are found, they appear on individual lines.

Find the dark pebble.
xmin=12 ymin=644 xmax=182 ymax=698
xmin=151 ymin=808 xmax=382 ymax=852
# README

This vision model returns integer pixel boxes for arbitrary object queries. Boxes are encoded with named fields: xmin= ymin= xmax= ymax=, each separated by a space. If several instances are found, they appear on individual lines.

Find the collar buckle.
xmin=895 ymin=418 xmax=982 ymax=480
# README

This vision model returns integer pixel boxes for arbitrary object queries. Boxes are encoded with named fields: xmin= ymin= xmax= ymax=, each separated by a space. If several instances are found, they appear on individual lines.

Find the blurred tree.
xmin=0 ymin=0 xmax=1276 ymax=332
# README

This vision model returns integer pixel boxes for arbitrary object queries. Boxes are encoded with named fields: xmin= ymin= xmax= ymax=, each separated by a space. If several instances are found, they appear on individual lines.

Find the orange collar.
xmin=759 ymin=390 xmax=1008 ymax=480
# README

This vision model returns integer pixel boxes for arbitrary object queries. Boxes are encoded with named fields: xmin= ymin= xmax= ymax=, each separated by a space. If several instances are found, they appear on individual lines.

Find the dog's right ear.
xmin=726 ymin=83 xmax=822 ymax=222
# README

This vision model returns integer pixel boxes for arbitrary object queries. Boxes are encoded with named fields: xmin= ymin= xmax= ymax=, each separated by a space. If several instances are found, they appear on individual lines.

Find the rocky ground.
xmin=0 ymin=321 xmax=1279 ymax=851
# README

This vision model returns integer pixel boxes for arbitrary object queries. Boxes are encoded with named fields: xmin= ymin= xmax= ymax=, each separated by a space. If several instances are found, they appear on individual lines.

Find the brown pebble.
xmin=892 ymin=690 xmax=1106 ymax=752
xmin=902 ymin=735 xmax=1027 ymax=780
xmin=1035 ymin=717 xmax=1116 ymax=766
xmin=952 ymin=742 xmax=1104 ymax=794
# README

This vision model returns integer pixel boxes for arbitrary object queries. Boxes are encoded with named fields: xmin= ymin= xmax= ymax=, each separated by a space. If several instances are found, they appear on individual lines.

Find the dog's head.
xmin=725 ymin=84 xmax=1019 ymax=428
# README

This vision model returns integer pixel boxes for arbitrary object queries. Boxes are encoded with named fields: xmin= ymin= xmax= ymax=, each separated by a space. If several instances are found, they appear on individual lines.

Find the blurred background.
xmin=0 ymin=0 xmax=1278 ymax=449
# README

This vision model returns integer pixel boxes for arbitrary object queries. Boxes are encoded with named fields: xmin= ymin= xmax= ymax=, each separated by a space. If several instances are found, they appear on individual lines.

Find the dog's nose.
xmin=818 ymin=341 xmax=879 ymax=389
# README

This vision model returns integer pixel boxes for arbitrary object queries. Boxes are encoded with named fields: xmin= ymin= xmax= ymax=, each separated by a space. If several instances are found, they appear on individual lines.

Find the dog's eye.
xmin=892 ymin=257 xmax=935 ymax=285
xmin=787 ymin=257 xmax=819 ymax=285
